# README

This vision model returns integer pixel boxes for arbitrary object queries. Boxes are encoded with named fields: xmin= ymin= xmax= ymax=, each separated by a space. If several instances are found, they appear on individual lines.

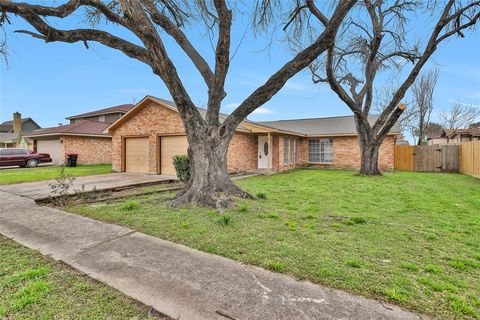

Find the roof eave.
xmin=24 ymin=133 xmax=111 ymax=138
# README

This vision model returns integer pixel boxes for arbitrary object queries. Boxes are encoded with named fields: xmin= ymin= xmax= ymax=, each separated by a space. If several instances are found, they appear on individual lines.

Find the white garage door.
xmin=36 ymin=139 xmax=62 ymax=164
xmin=161 ymin=136 xmax=188 ymax=176
xmin=125 ymin=137 xmax=149 ymax=173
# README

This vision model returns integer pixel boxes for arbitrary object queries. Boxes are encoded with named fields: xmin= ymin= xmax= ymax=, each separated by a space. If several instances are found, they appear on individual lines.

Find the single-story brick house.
xmin=24 ymin=104 xmax=133 ymax=164
xmin=105 ymin=96 xmax=400 ymax=175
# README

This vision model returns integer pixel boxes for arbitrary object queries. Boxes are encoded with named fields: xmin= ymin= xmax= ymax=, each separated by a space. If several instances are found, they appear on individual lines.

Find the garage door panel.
xmin=161 ymin=136 xmax=188 ymax=176
xmin=125 ymin=137 xmax=149 ymax=173
xmin=37 ymin=139 xmax=62 ymax=164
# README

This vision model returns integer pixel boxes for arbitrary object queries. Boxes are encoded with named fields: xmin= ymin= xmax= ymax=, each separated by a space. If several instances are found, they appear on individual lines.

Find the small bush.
xmin=48 ymin=165 xmax=76 ymax=206
xmin=217 ymin=214 xmax=232 ymax=226
xmin=172 ymin=154 xmax=190 ymax=183
xmin=120 ymin=201 xmax=139 ymax=211
xmin=256 ymin=192 xmax=267 ymax=199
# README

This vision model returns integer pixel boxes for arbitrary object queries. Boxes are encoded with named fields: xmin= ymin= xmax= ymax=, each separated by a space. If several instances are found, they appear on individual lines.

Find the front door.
xmin=258 ymin=136 xmax=272 ymax=169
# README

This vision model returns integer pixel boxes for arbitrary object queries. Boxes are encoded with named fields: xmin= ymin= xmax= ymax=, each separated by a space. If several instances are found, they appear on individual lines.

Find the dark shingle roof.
xmin=257 ymin=115 xmax=401 ymax=136
xmin=0 ymin=118 xmax=36 ymax=132
xmin=66 ymin=104 xmax=134 ymax=120
xmin=24 ymin=121 xmax=110 ymax=137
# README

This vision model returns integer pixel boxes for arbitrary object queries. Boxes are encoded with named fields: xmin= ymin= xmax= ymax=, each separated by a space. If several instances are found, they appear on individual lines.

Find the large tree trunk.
xmin=356 ymin=120 xmax=382 ymax=176
xmin=359 ymin=141 xmax=381 ymax=175
xmin=169 ymin=129 xmax=252 ymax=209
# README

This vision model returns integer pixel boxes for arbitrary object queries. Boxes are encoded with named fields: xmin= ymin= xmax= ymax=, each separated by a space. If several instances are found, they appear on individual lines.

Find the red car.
xmin=0 ymin=148 xmax=52 ymax=168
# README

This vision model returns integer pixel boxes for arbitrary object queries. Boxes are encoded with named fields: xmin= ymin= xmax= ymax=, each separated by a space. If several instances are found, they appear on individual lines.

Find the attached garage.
xmin=36 ymin=139 xmax=62 ymax=164
xmin=106 ymin=96 xmax=259 ymax=175
xmin=160 ymin=135 xmax=188 ymax=176
xmin=124 ymin=137 xmax=149 ymax=173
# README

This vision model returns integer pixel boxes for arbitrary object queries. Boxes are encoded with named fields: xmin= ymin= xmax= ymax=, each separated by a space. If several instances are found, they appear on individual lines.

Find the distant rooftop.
xmin=0 ymin=117 xmax=38 ymax=133
xmin=67 ymin=104 xmax=134 ymax=120
xmin=24 ymin=121 xmax=111 ymax=137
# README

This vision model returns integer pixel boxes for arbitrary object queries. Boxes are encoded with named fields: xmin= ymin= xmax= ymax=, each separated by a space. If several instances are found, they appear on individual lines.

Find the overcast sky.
xmin=1 ymin=4 xmax=479 ymax=131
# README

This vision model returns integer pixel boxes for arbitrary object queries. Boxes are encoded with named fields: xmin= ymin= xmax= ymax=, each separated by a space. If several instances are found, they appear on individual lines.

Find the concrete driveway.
xmin=0 ymin=172 xmax=177 ymax=200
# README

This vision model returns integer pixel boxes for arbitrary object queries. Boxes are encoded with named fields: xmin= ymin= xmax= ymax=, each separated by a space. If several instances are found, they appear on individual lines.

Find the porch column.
xmin=267 ymin=132 xmax=271 ymax=173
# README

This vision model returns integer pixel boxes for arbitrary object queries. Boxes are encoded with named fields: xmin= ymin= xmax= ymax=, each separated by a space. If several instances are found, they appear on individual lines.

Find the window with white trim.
xmin=308 ymin=139 xmax=333 ymax=163
xmin=283 ymin=137 xmax=289 ymax=164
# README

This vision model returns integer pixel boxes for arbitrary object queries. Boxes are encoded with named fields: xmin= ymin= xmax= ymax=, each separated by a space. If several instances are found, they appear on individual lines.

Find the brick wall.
xmin=227 ymin=132 xmax=258 ymax=173
xmin=63 ymin=136 xmax=112 ymax=165
xmin=305 ymin=135 xmax=395 ymax=171
xmin=111 ymin=101 xmax=258 ymax=174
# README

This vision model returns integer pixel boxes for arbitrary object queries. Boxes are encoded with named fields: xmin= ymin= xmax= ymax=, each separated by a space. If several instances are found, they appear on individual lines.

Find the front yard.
xmin=0 ymin=164 xmax=112 ymax=185
xmin=66 ymin=169 xmax=480 ymax=319
xmin=0 ymin=236 xmax=165 ymax=319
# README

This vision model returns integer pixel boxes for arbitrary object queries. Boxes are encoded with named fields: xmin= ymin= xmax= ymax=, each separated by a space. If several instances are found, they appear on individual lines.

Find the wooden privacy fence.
xmin=394 ymin=145 xmax=414 ymax=171
xmin=460 ymin=140 xmax=480 ymax=178
xmin=394 ymin=144 xmax=460 ymax=173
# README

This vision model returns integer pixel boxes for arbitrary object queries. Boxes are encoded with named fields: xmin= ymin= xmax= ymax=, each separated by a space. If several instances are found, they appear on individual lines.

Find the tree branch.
xmin=141 ymin=0 xmax=215 ymax=88
xmin=206 ymin=0 xmax=232 ymax=125
xmin=223 ymin=0 xmax=357 ymax=132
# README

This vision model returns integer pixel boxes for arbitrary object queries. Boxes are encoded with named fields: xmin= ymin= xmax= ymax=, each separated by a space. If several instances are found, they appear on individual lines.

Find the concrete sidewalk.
xmin=0 ymin=172 xmax=177 ymax=200
xmin=0 ymin=191 xmax=425 ymax=320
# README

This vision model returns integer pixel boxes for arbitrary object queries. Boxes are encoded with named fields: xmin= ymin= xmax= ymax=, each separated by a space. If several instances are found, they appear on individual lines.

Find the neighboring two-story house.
xmin=0 ymin=112 xmax=41 ymax=148
xmin=24 ymin=104 xmax=133 ymax=164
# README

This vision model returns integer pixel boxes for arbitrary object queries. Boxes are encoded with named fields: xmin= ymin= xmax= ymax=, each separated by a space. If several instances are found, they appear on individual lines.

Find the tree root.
xmin=168 ymin=183 xmax=254 ymax=210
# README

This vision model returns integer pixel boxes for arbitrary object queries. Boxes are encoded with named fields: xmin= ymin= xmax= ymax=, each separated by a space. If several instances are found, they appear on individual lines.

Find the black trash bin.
xmin=66 ymin=153 xmax=78 ymax=167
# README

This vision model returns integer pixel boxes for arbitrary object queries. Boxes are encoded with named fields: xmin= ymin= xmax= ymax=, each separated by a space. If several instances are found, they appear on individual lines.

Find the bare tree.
xmin=423 ymin=122 xmax=444 ymax=139
xmin=411 ymin=68 xmax=439 ymax=145
xmin=0 ymin=0 xmax=356 ymax=208
xmin=439 ymin=102 xmax=480 ymax=128
xmin=297 ymin=0 xmax=480 ymax=175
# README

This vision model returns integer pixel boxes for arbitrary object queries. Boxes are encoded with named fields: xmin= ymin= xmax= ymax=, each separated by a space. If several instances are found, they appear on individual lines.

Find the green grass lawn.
xmin=0 ymin=236 xmax=163 ymax=319
xmin=66 ymin=169 xmax=480 ymax=319
xmin=0 ymin=164 xmax=112 ymax=185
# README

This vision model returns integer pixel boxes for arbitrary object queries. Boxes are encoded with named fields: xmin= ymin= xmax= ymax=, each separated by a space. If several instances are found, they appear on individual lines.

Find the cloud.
xmin=223 ymin=102 xmax=272 ymax=114
xmin=283 ymin=80 xmax=318 ymax=93
xmin=252 ymin=107 xmax=273 ymax=114
xmin=223 ymin=102 xmax=240 ymax=110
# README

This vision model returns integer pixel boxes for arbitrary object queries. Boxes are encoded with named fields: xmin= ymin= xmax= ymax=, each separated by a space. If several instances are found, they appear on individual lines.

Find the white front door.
xmin=258 ymin=136 xmax=272 ymax=169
